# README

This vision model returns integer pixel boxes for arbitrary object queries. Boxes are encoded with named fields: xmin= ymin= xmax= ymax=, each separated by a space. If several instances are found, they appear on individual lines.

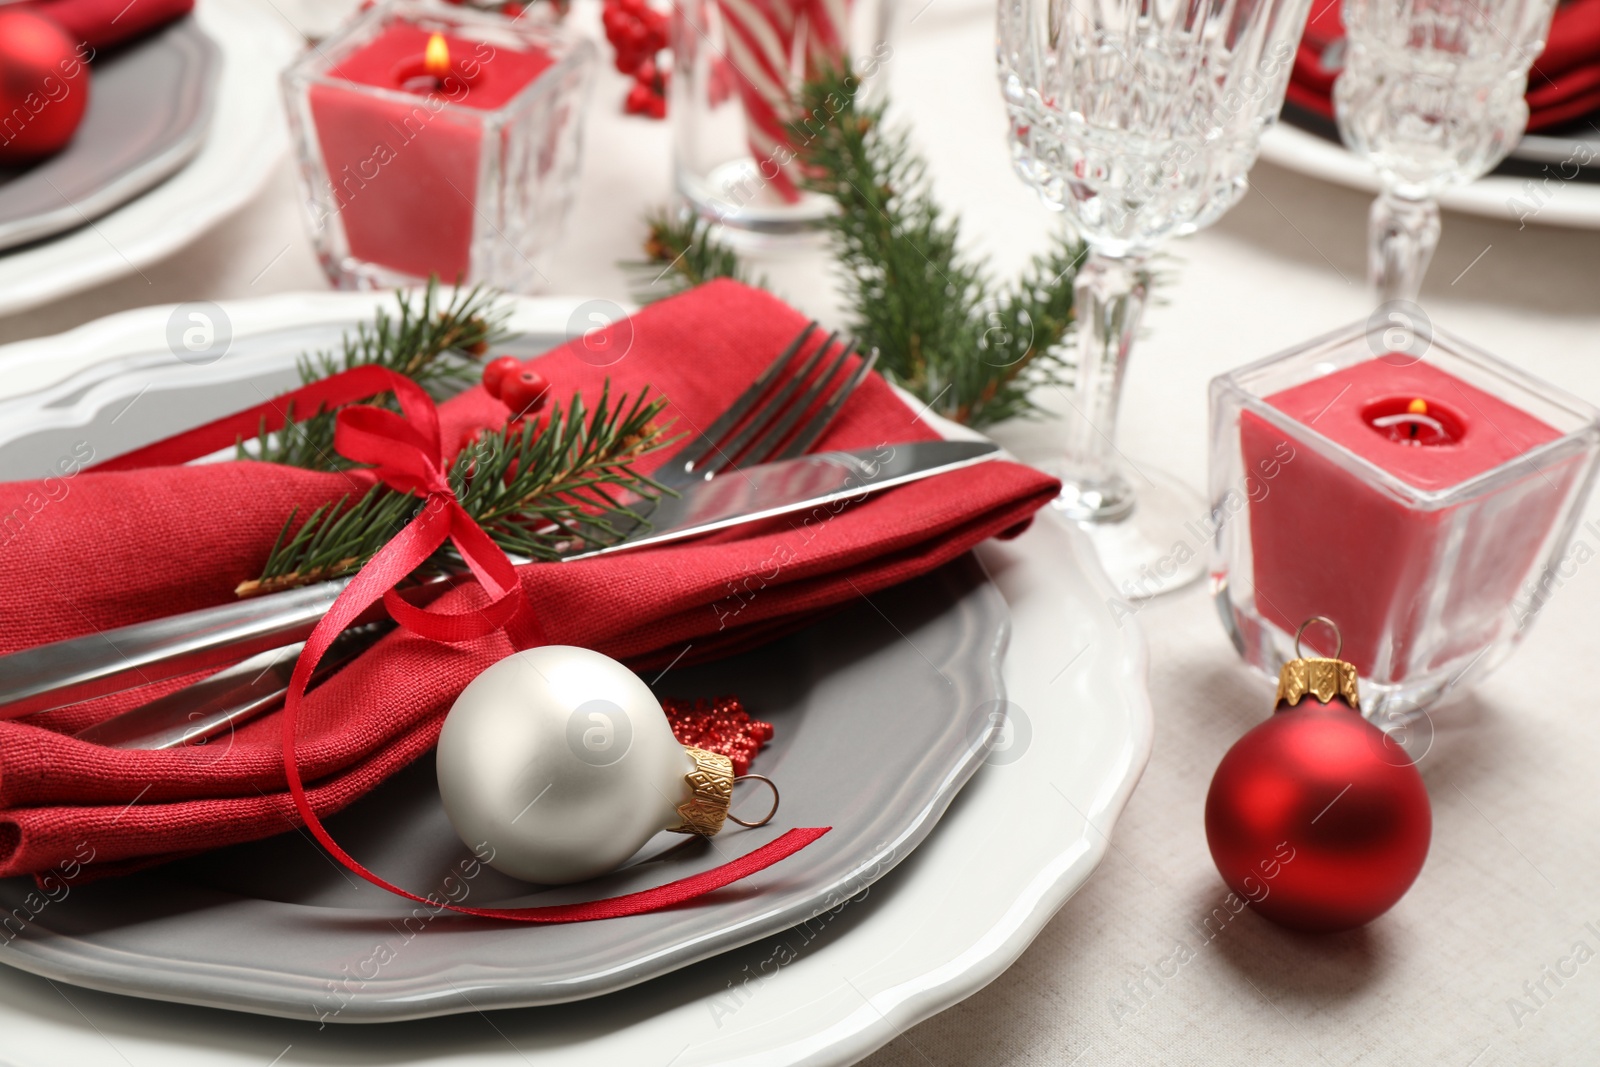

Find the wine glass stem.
xmin=1058 ymin=250 xmax=1147 ymax=524
xmin=1368 ymin=189 xmax=1441 ymax=305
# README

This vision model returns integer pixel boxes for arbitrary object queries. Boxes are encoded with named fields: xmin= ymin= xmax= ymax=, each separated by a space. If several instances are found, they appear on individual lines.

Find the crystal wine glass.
xmin=997 ymin=0 xmax=1314 ymax=596
xmin=1336 ymin=0 xmax=1558 ymax=303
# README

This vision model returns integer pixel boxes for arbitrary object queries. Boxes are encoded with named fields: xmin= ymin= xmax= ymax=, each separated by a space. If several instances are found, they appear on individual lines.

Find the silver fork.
xmin=0 ymin=324 xmax=877 ymax=721
xmin=574 ymin=323 xmax=877 ymax=544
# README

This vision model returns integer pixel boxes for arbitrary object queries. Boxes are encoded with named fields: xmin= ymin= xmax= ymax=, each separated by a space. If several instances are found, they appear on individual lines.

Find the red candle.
xmin=306 ymin=23 xmax=555 ymax=282
xmin=1241 ymin=357 xmax=1579 ymax=678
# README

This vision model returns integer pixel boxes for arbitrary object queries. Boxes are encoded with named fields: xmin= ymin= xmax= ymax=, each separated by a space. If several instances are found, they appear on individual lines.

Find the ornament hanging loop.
xmin=1279 ymin=616 xmax=1361 ymax=709
xmin=1294 ymin=615 xmax=1343 ymax=660
xmin=728 ymin=774 xmax=780 ymax=828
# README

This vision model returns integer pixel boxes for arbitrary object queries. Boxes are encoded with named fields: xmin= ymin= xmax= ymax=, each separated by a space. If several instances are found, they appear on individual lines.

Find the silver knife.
xmin=2 ymin=440 xmax=999 ymax=721
xmin=72 ymin=627 xmax=384 ymax=749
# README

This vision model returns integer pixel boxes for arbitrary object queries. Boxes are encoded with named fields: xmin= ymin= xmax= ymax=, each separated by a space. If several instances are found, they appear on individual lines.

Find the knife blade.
xmin=565 ymin=439 xmax=998 ymax=559
xmin=4 ymin=439 xmax=999 ymax=721
xmin=72 ymin=627 xmax=384 ymax=749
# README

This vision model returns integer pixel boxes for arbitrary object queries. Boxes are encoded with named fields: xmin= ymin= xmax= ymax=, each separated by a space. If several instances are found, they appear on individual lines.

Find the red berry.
xmin=501 ymin=368 xmax=551 ymax=417
xmin=625 ymin=82 xmax=654 ymax=114
xmin=457 ymin=426 xmax=486 ymax=453
xmin=481 ymin=355 xmax=521 ymax=399
xmin=603 ymin=0 xmax=669 ymax=79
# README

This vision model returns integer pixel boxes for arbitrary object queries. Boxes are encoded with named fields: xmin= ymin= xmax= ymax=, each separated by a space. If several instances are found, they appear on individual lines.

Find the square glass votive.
xmin=1210 ymin=321 xmax=1600 ymax=721
xmin=282 ymin=0 xmax=595 ymax=292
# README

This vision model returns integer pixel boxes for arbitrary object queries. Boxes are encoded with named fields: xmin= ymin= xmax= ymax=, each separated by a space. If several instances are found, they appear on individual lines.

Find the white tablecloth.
xmin=4 ymin=0 xmax=1599 ymax=1063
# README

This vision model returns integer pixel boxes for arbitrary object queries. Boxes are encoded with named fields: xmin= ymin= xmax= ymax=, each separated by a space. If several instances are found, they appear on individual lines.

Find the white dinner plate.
xmin=1260 ymin=121 xmax=1600 ymax=230
xmin=0 ymin=0 xmax=303 ymax=317
xmin=0 ymin=292 xmax=1152 ymax=1066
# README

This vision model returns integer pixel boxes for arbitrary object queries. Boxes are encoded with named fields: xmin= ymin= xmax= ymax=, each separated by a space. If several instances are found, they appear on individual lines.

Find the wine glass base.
xmin=1041 ymin=465 xmax=1208 ymax=600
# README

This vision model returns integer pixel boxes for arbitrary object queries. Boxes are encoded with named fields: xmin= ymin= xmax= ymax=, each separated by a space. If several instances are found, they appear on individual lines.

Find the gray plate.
xmin=0 ymin=319 xmax=1010 ymax=1023
xmin=0 ymin=17 xmax=220 ymax=252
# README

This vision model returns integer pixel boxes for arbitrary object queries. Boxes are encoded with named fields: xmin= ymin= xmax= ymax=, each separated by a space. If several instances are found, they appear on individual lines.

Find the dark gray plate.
xmin=1282 ymin=101 xmax=1600 ymax=184
xmin=0 ymin=16 xmax=219 ymax=252
xmin=0 ymin=316 xmax=1010 ymax=1022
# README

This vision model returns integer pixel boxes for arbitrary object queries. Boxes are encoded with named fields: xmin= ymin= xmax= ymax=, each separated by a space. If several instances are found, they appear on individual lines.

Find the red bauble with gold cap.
xmin=0 ymin=10 xmax=90 ymax=164
xmin=1205 ymin=620 xmax=1432 ymax=932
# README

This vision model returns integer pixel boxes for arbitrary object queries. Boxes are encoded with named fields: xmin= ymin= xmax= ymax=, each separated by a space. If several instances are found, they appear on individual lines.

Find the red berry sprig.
xmin=480 ymin=355 xmax=521 ymax=398
xmin=602 ymin=0 xmax=669 ymax=120
xmin=625 ymin=56 xmax=668 ymax=119
xmin=480 ymin=357 xmax=553 ymax=419
xmin=463 ymin=359 xmax=555 ymax=477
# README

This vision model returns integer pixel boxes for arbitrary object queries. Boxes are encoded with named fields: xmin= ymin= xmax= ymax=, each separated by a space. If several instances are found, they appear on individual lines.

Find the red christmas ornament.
xmin=1206 ymin=618 xmax=1431 ymax=933
xmin=0 ymin=10 xmax=91 ymax=164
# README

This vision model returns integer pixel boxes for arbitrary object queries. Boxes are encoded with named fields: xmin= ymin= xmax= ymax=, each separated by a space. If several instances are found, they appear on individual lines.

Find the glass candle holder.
xmin=283 ymin=0 xmax=596 ymax=291
xmin=670 ymin=0 xmax=894 ymax=238
xmin=1210 ymin=322 xmax=1600 ymax=721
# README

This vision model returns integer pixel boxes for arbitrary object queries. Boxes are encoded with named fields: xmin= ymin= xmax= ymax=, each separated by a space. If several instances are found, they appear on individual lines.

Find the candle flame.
xmin=1407 ymin=398 xmax=1428 ymax=416
xmin=424 ymin=33 xmax=450 ymax=80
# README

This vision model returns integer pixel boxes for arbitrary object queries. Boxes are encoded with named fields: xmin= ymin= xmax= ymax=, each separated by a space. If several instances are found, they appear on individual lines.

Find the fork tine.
xmin=776 ymin=343 xmax=879 ymax=461
xmin=673 ymin=321 xmax=817 ymax=474
xmin=740 ymin=338 xmax=864 ymax=467
xmin=692 ymin=331 xmax=839 ymax=479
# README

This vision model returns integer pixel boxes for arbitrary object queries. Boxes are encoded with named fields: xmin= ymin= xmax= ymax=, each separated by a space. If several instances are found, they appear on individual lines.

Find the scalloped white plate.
xmin=0 ymin=292 xmax=1152 ymax=1066
xmin=0 ymin=0 xmax=301 ymax=316
xmin=1260 ymin=122 xmax=1600 ymax=230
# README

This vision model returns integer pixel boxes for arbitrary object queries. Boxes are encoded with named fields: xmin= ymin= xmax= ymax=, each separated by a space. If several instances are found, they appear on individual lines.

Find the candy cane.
xmin=803 ymin=0 xmax=848 ymax=75
xmin=713 ymin=0 xmax=852 ymax=203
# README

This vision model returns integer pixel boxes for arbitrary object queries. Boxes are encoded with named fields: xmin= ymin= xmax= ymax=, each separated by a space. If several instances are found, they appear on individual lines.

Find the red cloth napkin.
xmin=0 ymin=280 xmax=1059 ymax=881
xmin=1288 ymin=0 xmax=1600 ymax=132
xmin=23 ymin=0 xmax=195 ymax=52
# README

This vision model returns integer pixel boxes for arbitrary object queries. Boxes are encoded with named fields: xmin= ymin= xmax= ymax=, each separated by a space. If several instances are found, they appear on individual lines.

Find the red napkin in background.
xmin=22 ymin=0 xmax=195 ymax=52
xmin=1288 ymin=0 xmax=1600 ymax=133
xmin=0 ymin=280 xmax=1059 ymax=880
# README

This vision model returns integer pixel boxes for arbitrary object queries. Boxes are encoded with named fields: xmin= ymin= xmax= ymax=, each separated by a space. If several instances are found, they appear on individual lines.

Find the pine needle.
xmin=236 ymin=279 xmax=511 ymax=469
xmin=630 ymin=67 xmax=1103 ymax=430
xmin=792 ymin=66 xmax=1083 ymax=429
xmin=627 ymin=208 xmax=764 ymax=304
xmin=241 ymin=385 xmax=678 ymax=595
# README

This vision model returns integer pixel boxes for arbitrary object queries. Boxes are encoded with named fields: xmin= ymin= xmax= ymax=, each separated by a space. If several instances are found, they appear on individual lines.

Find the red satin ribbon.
xmin=98 ymin=364 xmax=830 ymax=922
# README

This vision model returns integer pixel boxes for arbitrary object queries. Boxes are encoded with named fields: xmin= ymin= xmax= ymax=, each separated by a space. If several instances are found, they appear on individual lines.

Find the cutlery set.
xmin=0 ymin=325 xmax=999 ymax=746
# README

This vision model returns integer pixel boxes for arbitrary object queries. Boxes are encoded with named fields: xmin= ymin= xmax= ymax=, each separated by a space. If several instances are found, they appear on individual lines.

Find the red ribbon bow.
xmin=329 ymin=372 xmax=532 ymax=647
xmin=95 ymin=364 xmax=828 ymax=923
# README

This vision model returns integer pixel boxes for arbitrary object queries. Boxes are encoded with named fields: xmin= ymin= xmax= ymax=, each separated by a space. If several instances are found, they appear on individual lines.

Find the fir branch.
xmin=632 ymin=73 xmax=1098 ymax=429
xmin=238 ymin=280 xmax=512 ymax=470
xmin=790 ymin=67 xmax=1084 ymax=430
xmin=240 ymin=385 xmax=677 ymax=596
xmin=628 ymin=208 xmax=762 ymax=304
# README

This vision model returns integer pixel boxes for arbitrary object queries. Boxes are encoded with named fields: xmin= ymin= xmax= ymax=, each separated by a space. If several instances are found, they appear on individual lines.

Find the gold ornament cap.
xmin=1275 ymin=617 xmax=1361 ymax=710
xmin=665 ymin=746 xmax=780 ymax=837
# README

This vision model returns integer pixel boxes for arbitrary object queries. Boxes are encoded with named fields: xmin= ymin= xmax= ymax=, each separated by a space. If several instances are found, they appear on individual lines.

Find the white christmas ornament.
xmin=436 ymin=645 xmax=775 ymax=885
